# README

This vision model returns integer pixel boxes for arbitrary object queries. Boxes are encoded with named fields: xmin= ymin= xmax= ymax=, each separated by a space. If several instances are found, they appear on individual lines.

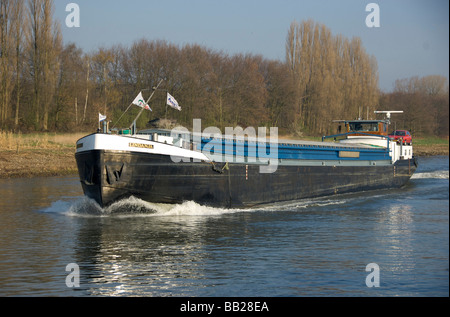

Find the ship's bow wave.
xmin=55 ymin=196 xmax=239 ymax=217
xmin=43 ymin=193 xmax=355 ymax=218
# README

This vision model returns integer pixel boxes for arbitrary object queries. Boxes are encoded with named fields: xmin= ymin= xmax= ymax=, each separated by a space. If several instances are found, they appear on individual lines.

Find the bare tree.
xmin=26 ymin=0 xmax=61 ymax=130
xmin=12 ymin=0 xmax=25 ymax=128
xmin=285 ymin=20 xmax=379 ymax=134
xmin=0 ymin=0 xmax=12 ymax=126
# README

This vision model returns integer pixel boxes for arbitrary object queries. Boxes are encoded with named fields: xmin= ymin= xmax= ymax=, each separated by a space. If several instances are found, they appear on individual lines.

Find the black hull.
xmin=75 ymin=150 xmax=417 ymax=208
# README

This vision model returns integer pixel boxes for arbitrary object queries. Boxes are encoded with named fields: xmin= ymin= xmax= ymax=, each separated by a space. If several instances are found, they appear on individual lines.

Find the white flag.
xmin=99 ymin=113 xmax=106 ymax=122
xmin=166 ymin=92 xmax=181 ymax=111
xmin=132 ymin=92 xmax=152 ymax=111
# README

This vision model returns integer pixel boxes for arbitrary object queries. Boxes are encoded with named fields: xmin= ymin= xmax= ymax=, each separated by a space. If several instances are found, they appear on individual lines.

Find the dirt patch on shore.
xmin=0 ymin=148 xmax=77 ymax=179
xmin=414 ymin=144 xmax=449 ymax=156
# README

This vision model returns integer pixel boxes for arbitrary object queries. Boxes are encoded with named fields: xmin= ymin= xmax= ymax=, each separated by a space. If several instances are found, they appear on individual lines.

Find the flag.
xmin=166 ymin=92 xmax=181 ymax=111
xmin=132 ymin=92 xmax=152 ymax=111
xmin=99 ymin=113 xmax=107 ymax=122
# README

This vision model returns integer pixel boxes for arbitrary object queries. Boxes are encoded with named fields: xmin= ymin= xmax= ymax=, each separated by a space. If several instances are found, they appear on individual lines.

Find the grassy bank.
xmin=413 ymin=137 xmax=449 ymax=156
xmin=0 ymin=131 xmax=448 ymax=179
xmin=0 ymin=132 xmax=85 ymax=179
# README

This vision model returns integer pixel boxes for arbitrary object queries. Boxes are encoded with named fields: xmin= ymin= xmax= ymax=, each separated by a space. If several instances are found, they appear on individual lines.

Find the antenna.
xmin=374 ymin=110 xmax=403 ymax=123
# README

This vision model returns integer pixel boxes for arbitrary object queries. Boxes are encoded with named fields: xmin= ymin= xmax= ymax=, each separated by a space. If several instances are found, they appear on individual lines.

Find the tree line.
xmin=1 ymin=1 xmax=448 ymax=137
xmin=380 ymin=75 xmax=449 ymax=137
xmin=286 ymin=20 xmax=379 ymax=135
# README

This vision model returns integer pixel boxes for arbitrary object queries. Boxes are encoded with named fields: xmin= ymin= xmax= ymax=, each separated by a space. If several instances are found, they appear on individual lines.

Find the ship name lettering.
xmin=129 ymin=142 xmax=154 ymax=149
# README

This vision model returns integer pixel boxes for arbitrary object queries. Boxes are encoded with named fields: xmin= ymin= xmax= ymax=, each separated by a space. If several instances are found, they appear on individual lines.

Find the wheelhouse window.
xmin=348 ymin=122 xmax=379 ymax=132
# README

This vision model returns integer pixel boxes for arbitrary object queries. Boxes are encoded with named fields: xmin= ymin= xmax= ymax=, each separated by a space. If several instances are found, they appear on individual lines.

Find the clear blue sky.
xmin=54 ymin=0 xmax=449 ymax=92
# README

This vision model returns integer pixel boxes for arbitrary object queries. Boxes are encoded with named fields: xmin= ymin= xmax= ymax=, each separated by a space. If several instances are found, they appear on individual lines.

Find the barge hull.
xmin=75 ymin=150 xmax=417 ymax=208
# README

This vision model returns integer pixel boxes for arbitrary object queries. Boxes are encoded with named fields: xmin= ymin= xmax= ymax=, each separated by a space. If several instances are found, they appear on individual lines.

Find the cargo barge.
xmin=75 ymin=111 xmax=417 ymax=208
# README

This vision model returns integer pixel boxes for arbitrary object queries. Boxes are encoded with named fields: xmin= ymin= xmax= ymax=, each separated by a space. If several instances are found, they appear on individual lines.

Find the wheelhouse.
xmin=334 ymin=119 xmax=389 ymax=136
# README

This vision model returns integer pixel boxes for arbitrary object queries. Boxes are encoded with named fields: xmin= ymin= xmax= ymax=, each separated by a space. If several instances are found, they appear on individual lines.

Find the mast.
xmin=130 ymin=79 xmax=164 ymax=134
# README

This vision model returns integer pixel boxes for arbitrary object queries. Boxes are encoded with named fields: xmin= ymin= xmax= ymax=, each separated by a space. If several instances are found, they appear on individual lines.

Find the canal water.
xmin=0 ymin=156 xmax=448 ymax=297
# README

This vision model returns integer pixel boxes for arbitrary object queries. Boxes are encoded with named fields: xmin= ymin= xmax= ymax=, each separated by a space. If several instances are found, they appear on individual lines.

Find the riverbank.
xmin=413 ymin=137 xmax=449 ymax=157
xmin=0 ymin=133 xmax=448 ymax=179
xmin=414 ymin=144 xmax=449 ymax=157
xmin=0 ymin=132 xmax=82 ymax=179
xmin=0 ymin=148 xmax=77 ymax=178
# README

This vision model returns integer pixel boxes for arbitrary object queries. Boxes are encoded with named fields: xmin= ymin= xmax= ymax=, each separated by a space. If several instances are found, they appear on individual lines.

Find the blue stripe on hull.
xmin=199 ymin=138 xmax=390 ymax=161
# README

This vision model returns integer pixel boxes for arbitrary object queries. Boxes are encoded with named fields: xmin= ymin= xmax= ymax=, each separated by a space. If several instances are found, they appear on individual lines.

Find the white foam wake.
xmin=44 ymin=194 xmax=349 ymax=218
xmin=57 ymin=196 xmax=245 ymax=218
xmin=411 ymin=170 xmax=449 ymax=180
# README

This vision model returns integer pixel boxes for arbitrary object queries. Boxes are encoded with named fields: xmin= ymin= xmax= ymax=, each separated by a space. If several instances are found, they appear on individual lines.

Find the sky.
xmin=54 ymin=0 xmax=449 ymax=92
